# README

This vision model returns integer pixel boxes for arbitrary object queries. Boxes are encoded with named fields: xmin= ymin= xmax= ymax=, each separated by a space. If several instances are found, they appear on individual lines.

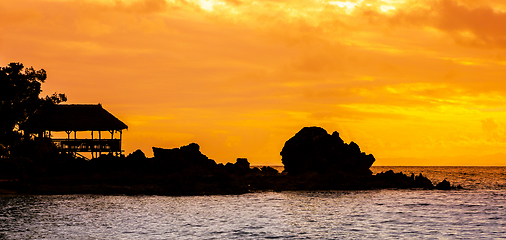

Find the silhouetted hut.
xmin=24 ymin=104 xmax=128 ymax=158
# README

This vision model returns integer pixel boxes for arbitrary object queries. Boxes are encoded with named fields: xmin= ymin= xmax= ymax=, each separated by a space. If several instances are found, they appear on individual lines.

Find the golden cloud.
xmin=2 ymin=0 xmax=506 ymax=164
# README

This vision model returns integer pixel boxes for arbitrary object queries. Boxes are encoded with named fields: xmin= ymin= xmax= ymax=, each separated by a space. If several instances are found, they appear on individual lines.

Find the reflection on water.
xmin=1 ymin=191 xmax=506 ymax=239
xmin=1 ymin=167 xmax=505 ymax=239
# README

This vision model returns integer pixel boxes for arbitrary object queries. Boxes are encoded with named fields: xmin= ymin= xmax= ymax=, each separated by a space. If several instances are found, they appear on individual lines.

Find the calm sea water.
xmin=1 ymin=167 xmax=505 ymax=239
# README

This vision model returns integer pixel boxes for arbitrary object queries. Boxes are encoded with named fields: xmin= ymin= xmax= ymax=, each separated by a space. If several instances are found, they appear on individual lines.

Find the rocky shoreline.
xmin=0 ymin=166 xmax=460 ymax=196
xmin=0 ymin=127 xmax=461 ymax=196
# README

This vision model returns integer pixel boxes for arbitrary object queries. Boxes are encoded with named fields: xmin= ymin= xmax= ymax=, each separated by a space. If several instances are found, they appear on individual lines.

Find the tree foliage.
xmin=0 ymin=62 xmax=67 ymax=157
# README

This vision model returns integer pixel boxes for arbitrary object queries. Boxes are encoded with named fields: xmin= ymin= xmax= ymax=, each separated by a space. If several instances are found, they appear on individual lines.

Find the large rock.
xmin=280 ymin=127 xmax=375 ymax=176
xmin=152 ymin=143 xmax=217 ymax=170
xmin=225 ymin=158 xmax=254 ymax=175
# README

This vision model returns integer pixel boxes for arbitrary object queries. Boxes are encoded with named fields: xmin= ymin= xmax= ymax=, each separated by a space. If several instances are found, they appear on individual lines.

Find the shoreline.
xmin=0 ymin=168 xmax=461 ymax=196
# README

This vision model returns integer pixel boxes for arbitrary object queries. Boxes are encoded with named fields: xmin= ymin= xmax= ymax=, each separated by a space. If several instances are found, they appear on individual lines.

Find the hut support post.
xmin=65 ymin=131 xmax=72 ymax=155
xmin=99 ymin=131 xmax=101 ymax=156
xmin=120 ymin=130 xmax=122 ymax=155
xmin=74 ymin=131 xmax=77 ymax=157
xmin=91 ymin=131 xmax=94 ymax=158
xmin=109 ymin=130 xmax=117 ymax=156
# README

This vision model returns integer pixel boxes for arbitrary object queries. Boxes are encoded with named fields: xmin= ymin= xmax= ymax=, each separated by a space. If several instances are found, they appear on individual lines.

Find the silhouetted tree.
xmin=0 ymin=62 xmax=67 ymax=157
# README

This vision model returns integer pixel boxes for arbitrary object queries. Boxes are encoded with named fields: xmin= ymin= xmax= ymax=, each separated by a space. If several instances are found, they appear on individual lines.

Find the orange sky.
xmin=2 ymin=0 xmax=506 ymax=166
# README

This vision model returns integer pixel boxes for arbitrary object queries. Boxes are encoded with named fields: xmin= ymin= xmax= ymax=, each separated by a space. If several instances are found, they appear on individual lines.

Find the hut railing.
xmin=52 ymin=139 xmax=121 ymax=152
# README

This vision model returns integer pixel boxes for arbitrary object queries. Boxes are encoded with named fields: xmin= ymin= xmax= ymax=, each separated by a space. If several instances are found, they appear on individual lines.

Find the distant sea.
xmin=1 ymin=166 xmax=505 ymax=239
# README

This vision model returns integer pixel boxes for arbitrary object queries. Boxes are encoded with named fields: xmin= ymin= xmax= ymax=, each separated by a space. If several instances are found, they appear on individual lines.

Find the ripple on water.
xmin=1 ymin=167 xmax=506 ymax=239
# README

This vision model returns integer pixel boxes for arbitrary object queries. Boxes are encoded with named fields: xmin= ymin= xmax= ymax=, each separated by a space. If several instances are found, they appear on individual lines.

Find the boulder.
xmin=435 ymin=179 xmax=457 ymax=190
xmin=152 ymin=143 xmax=217 ymax=170
xmin=280 ymin=126 xmax=375 ymax=176
xmin=127 ymin=149 xmax=146 ymax=160
xmin=225 ymin=158 xmax=254 ymax=175
xmin=235 ymin=158 xmax=250 ymax=170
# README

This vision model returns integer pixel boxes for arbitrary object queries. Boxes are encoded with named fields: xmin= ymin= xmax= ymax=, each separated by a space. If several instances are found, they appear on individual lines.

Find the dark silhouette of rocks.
xmin=435 ymin=179 xmax=461 ymax=190
xmin=281 ymin=127 xmax=375 ymax=176
xmin=278 ymin=127 xmax=458 ymax=190
xmin=152 ymin=143 xmax=218 ymax=172
xmin=234 ymin=158 xmax=250 ymax=170
xmin=435 ymin=179 xmax=451 ymax=190
xmin=225 ymin=158 xmax=257 ymax=175
xmin=127 ymin=149 xmax=146 ymax=159
xmin=0 ymin=127 xmax=461 ymax=195
xmin=372 ymin=171 xmax=434 ymax=189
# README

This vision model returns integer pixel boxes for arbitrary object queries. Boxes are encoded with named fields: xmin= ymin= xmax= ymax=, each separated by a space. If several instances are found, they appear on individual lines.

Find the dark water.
xmin=1 ymin=167 xmax=505 ymax=239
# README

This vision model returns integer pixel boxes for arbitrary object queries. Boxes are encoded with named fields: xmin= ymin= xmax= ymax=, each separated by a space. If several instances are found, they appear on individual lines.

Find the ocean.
xmin=1 ymin=166 xmax=505 ymax=239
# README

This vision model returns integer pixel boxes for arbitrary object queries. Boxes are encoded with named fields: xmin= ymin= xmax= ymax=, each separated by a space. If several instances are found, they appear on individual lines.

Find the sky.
xmin=2 ymin=0 xmax=506 ymax=166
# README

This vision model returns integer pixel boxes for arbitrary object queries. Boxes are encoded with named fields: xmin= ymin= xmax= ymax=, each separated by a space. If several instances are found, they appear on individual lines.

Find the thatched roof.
xmin=24 ymin=104 xmax=128 ymax=132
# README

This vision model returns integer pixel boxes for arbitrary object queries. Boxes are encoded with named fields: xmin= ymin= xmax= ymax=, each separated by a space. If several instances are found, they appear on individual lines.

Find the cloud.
xmin=384 ymin=0 xmax=506 ymax=48
xmin=480 ymin=117 xmax=506 ymax=142
xmin=3 ymin=0 xmax=506 ymax=164
xmin=435 ymin=0 xmax=506 ymax=47
xmin=482 ymin=118 xmax=499 ymax=133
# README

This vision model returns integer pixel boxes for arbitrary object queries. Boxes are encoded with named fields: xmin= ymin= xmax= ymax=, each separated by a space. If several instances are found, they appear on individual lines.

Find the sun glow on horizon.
xmin=3 ymin=0 xmax=506 ymax=165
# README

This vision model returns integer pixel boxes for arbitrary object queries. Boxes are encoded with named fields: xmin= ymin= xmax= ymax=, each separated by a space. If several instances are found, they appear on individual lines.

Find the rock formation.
xmin=281 ymin=126 xmax=375 ymax=176
xmin=372 ymin=171 xmax=434 ymax=189
xmin=0 ymin=127 xmax=461 ymax=195
xmin=152 ymin=143 xmax=217 ymax=172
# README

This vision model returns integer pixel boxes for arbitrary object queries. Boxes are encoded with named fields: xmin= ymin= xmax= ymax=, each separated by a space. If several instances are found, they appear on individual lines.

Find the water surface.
xmin=1 ymin=167 xmax=505 ymax=239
